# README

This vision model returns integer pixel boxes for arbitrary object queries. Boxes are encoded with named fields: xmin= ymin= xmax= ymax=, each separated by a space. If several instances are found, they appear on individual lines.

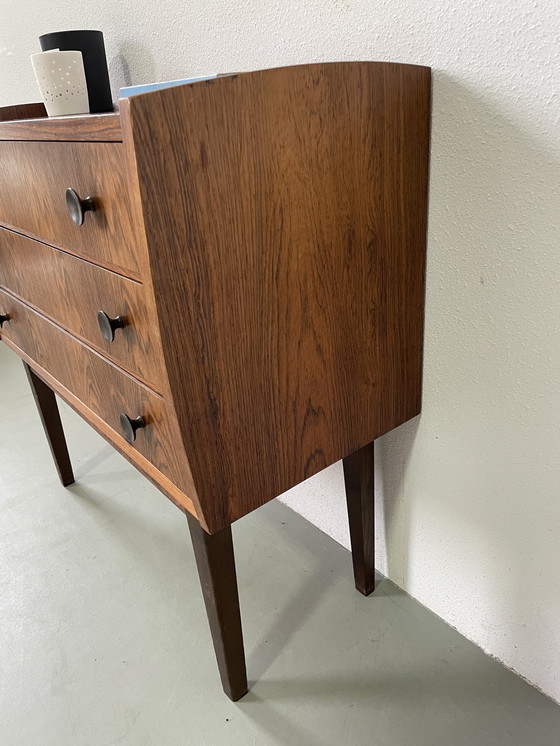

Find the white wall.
xmin=2 ymin=0 xmax=559 ymax=703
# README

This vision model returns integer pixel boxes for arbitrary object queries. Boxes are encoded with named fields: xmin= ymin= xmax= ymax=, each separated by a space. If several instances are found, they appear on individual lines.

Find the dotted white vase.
xmin=31 ymin=49 xmax=90 ymax=117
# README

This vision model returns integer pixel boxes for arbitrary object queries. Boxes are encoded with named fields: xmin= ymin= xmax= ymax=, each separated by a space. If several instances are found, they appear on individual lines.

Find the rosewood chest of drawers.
xmin=0 ymin=62 xmax=431 ymax=700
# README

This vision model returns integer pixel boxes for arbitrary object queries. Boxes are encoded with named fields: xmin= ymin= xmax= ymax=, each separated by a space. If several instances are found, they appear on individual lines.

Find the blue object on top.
xmin=119 ymin=75 xmax=218 ymax=98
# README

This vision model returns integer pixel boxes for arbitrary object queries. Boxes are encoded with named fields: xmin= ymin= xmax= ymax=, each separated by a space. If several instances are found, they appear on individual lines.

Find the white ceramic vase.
xmin=30 ymin=49 xmax=90 ymax=117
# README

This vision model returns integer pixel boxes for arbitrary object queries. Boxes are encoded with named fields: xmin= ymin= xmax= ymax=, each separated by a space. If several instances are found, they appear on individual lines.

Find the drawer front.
xmin=0 ymin=229 xmax=163 ymax=391
xmin=0 ymin=141 xmax=144 ymax=279
xmin=0 ymin=288 xmax=185 ymax=488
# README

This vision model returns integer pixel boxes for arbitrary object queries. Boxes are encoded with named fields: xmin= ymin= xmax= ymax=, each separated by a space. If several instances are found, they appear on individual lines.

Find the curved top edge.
xmin=124 ymin=60 xmax=431 ymax=103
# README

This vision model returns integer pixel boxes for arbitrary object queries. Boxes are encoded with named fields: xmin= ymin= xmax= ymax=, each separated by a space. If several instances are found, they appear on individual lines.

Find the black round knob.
xmin=119 ymin=413 xmax=145 ymax=444
xmin=66 ymin=188 xmax=96 ymax=226
xmin=98 ymin=311 xmax=126 ymax=342
xmin=0 ymin=313 xmax=10 ymax=328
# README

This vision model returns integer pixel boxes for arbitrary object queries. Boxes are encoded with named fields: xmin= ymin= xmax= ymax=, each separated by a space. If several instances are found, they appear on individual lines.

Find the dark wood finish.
xmin=5 ymin=337 xmax=197 ymax=517
xmin=0 ymin=108 xmax=121 ymax=142
xmin=24 ymin=362 xmax=75 ymax=486
xmin=0 ymin=228 xmax=164 ymax=391
xmin=187 ymin=513 xmax=248 ymax=701
xmin=0 ymin=287 xmax=196 ymax=510
xmin=0 ymin=64 xmax=431 ymax=698
xmin=0 ymin=141 xmax=144 ymax=279
xmin=123 ymin=62 xmax=431 ymax=533
xmin=0 ymin=102 xmax=47 ymax=121
xmin=343 ymin=440 xmax=376 ymax=595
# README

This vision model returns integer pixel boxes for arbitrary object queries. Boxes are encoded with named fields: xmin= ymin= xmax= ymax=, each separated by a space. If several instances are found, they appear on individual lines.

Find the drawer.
xmin=0 ymin=288 xmax=186 ymax=490
xmin=0 ymin=141 xmax=144 ymax=279
xmin=0 ymin=229 xmax=163 ymax=391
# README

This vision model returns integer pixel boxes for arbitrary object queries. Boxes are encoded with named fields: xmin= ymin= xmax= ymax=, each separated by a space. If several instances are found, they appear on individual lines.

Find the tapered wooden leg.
xmin=187 ymin=513 xmax=248 ymax=701
xmin=343 ymin=440 xmax=375 ymax=596
xmin=24 ymin=363 xmax=75 ymax=487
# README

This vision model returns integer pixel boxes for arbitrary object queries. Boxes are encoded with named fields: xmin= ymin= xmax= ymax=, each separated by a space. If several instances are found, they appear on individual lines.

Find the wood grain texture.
xmin=0 ymin=102 xmax=47 ymax=121
xmin=24 ymin=361 xmax=75 ymax=487
xmin=124 ymin=62 xmax=431 ymax=533
xmin=187 ymin=513 xmax=248 ymax=700
xmin=3 ymin=336 xmax=196 ymax=516
xmin=0 ymin=141 xmax=144 ymax=278
xmin=0 ymin=228 xmax=164 ymax=391
xmin=0 ymin=109 xmax=121 ymax=142
xmin=343 ymin=440 xmax=376 ymax=595
xmin=0 ymin=288 xmax=196 ymax=510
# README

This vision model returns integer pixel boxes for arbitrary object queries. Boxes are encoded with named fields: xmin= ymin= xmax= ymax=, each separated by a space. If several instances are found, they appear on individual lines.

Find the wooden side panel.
xmin=0 ymin=141 xmax=143 ymax=278
xmin=0 ymin=228 xmax=164 ymax=390
xmin=125 ymin=62 xmax=431 ymax=533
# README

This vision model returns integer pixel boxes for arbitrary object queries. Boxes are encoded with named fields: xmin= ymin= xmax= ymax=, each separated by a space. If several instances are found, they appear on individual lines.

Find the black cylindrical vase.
xmin=39 ymin=30 xmax=113 ymax=113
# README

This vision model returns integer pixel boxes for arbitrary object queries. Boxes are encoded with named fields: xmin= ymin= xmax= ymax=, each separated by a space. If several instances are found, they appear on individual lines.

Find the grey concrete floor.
xmin=1 ymin=343 xmax=560 ymax=746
